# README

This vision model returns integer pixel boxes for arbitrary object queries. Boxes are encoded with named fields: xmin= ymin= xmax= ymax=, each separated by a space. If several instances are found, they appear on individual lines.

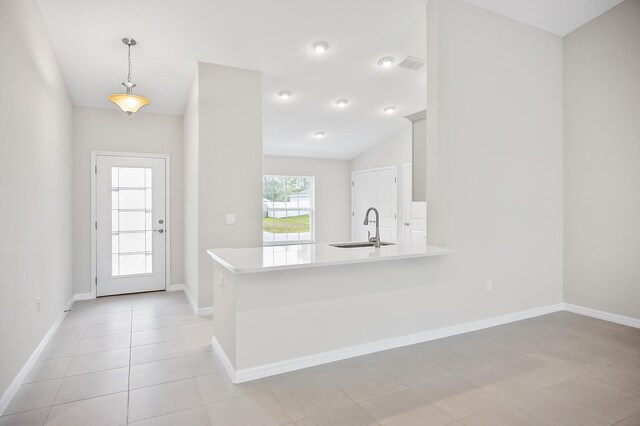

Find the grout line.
xmin=130 ymin=346 xmax=212 ymax=369
xmin=263 ymin=387 xmax=294 ymax=424
xmin=47 ymin=390 xmax=129 ymax=411
xmin=58 ymin=365 xmax=130 ymax=381
xmin=42 ymin=319 xmax=81 ymax=425
xmin=129 ymin=406 xmax=208 ymax=425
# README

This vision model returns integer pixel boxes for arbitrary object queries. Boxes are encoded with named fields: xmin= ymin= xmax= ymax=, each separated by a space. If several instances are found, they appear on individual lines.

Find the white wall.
xmin=263 ymin=156 xmax=351 ymax=243
xmin=72 ymin=107 xmax=184 ymax=294
xmin=184 ymin=63 xmax=263 ymax=309
xmin=0 ymin=0 xmax=74 ymax=399
xmin=425 ymin=0 xmax=564 ymax=319
xmin=351 ymin=126 xmax=412 ymax=236
xmin=351 ymin=127 xmax=412 ymax=171
xmin=564 ymin=0 xmax=640 ymax=319
xmin=183 ymin=70 xmax=200 ymax=305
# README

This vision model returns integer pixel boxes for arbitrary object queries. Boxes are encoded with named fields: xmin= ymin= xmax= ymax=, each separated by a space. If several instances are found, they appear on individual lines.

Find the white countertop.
xmin=207 ymin=240 xmax=452 ymax=274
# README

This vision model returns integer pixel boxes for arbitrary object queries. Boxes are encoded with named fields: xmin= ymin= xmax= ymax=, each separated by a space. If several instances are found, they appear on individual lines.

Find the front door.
xmin=96 ymin=155 xmax=166 ymax=296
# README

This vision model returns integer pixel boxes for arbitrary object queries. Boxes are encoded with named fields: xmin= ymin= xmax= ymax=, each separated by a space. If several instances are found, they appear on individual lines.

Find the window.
xmin=263 ymin=176 xmax=314 ymax=245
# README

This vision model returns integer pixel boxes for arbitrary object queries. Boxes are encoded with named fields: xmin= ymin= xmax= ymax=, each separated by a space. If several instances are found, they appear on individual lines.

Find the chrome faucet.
xmin=363 ymin=207 xmax=381 ymax=248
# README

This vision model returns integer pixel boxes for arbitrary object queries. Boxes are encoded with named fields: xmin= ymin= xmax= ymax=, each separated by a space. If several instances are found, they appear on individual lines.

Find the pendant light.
xmin=107 ymin=37 xmax=150 ymax=116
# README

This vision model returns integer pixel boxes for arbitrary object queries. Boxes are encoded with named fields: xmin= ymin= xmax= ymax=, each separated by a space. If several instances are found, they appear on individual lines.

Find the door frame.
xmin=351 ymin=165 xmax=398 ymax=241
xmin=90 ymin=151 xmax=171 ymax=298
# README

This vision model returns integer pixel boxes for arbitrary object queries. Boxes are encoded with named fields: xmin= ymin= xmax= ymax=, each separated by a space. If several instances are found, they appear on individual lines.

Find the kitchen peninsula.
xmin=207 ymin=240 xmax=451 ymax=383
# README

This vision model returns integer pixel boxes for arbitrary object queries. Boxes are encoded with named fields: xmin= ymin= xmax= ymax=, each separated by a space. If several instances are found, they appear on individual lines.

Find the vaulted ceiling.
xmin=37 ymin=0 xmax=623 ymax=159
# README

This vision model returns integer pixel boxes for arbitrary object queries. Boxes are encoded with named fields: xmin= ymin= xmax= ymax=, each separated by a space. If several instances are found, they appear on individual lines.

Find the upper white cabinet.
xmin=405 ymin=110 xmax=426 ymax=202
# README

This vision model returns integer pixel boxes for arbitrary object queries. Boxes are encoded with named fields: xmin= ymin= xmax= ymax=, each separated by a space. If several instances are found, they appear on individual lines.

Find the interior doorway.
xmin=351 ymin=166 xmax=398 ymax=242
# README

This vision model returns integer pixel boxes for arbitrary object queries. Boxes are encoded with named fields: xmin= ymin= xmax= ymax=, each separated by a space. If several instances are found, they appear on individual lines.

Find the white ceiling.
xmin=36 ymin=0 xmax=623 ymax=159
xmin=462 ymin=0 xmax=624 ymax=36
xmin=37 ymin=0 xmax=428 ymax=160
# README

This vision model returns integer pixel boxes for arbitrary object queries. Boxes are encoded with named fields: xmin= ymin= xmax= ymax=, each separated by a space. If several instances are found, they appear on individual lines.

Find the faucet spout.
xmin=363 ymin=207 xmax=381 ymax=248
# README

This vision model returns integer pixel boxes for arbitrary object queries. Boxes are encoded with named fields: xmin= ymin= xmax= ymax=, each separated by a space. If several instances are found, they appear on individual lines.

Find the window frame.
xmin=262 ymin=175 xmax=316 ymax=246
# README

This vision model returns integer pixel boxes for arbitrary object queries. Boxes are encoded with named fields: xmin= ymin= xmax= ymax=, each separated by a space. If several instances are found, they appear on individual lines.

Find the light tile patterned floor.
xmin=2 ymin=291 xmax=640 ymax=425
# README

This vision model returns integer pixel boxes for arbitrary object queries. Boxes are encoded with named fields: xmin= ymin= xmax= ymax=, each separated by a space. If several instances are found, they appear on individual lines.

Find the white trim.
xmin=228 ymin=303 xmax=564 ymax=383
xmin=0 ymin=296 xmax=75 ymax=416
xmin=167 ymin=283 xmax=185 ymax=292
xmin=404 ymin=109 xmax=426 ymax=122
xmin=212 ymin=336 xmax=236 ymax=383
xmin=74 ymin=292 xmax=95 ymax=301
xmin=180 ymin=284 xmax=213 ymax=316
xmin=90 ymin=151 xmax=171 ymax=297
xmin=197 ymin=307 xmax=215 ymax=316
xmin=564 ymin=303 xmax=640 ymax=329
xmin=352 ymin=165 xmax=399 ymax=174
xmin=182 ymin=284 xmax=198 ymax=315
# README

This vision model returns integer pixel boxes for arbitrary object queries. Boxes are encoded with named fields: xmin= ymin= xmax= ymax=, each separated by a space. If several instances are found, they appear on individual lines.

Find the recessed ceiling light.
xmin=383 ymin=106 xmax=396 ymax=114
xmin=311 ymin=41 xmax=329 ymax=54
xmin=278 ymin=90 xmax=292 ymax=100
xmin=335 ymin=99 xmax=349 ymax=108
xmin=314 ymin=131 xmax=325 ymax=138
xmin=378 ymin=57 xmax=395 ymax=68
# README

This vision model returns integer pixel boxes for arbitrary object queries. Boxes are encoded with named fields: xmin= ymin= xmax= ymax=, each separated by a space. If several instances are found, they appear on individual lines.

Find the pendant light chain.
xmin=107 ymin=37 xmax=150 ymax=115
xmin=127 ymin=43 xmax=132 ymax=83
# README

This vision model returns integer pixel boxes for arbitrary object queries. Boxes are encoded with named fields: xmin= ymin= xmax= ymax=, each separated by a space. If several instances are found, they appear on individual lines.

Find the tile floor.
xmin=1 ymin=291 xmax=640 ymax=425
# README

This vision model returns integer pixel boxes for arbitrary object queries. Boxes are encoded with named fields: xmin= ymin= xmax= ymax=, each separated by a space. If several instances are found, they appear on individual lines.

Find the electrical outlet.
xmin=486 ymin=280 xmax=493 ymax=292
xmin=36 ymin=297 xmax=41 ymax=312
xmin=225 ymin=214 xmax=236 ymax=225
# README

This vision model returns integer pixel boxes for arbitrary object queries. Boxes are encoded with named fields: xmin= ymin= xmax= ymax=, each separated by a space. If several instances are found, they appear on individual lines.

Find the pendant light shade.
xmin=107 ymin=86 xmax=150 ymax=115
xmin=107 ymin=38 xmax=150 ymax=116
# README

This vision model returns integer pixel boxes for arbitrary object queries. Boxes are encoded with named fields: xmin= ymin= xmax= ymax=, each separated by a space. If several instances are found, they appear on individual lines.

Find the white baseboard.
xmin=564 ymin=303 xmax=640 ymax=329
xmin=181 ymin=284 xmax=213 ymax=317
xmin=167 ymin=283 xmax=185 ymax=292
xmin=0 ymin=296 xmax=75 ymax=416
xmin=74 ymin=292 xmax=94 ymax=301
xmin=197 ymin=306 xmax=215 ymax=316
xmin=212 ymin=336 xmax=237 ymax=383
xmin=230 ymin=303 xmax=565 ymax=383
xmin=182 ymin=284 xmax=198 ymax=315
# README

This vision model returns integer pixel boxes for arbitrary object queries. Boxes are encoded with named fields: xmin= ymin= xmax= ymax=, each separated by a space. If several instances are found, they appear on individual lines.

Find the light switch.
xmin=225 ymin=214 xmax=236 ymax=225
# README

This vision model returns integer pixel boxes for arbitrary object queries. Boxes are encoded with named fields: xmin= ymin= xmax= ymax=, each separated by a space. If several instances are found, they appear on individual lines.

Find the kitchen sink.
xmin=329 ymin=242 xmax=395 ymax=248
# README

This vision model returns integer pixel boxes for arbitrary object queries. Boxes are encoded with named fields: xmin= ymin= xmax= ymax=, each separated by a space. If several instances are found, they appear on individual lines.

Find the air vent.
xmin=397 ymin=56 xmax=425 ymax=71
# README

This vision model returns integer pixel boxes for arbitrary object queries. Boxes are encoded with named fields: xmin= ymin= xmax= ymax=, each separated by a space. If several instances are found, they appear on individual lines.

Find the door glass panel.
xmin=118 ymin=190 xmax=146 ymax=210
xmin=119 ymin=232 xmax=146 ymax=253
xmin=119 ymin=254 xmax=146 ymax=275
xmin=111 ymin=167 xmax=153 ymax=276
xmin=118 ymin=168 xmax=146 ymax=188
xmin=118 ymin=212 xmax=146 ymax=231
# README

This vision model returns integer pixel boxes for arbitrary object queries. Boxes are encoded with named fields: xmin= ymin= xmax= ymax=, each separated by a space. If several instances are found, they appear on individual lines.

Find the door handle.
xmin=405 ymin=222 xmax=410 ymax=226
xmin=153 ymin=229 xmax=164 ymax=234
